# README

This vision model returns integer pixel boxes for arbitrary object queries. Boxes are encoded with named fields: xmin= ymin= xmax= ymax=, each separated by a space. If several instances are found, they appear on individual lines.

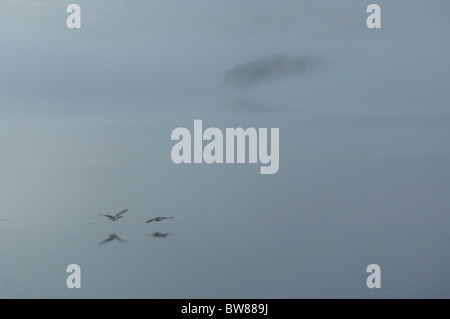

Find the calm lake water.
xmin=0 ymin=112 xmax=448 ymax=298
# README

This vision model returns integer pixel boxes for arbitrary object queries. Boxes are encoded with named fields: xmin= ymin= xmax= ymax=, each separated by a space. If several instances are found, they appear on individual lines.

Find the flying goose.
xmin=99 ymin=209 xmax=128 ymax=221
xmin=149 ymin=232 xmax=172 ymax=238
xmin=145 ymin=216 xmax=174 ymax=223
xmin=99 ymin=233 xmax=127 ymax=245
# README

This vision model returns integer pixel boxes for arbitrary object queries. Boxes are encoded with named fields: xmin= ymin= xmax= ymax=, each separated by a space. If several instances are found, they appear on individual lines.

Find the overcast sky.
xmin=0 ymin=0 xmax=449 ymax=120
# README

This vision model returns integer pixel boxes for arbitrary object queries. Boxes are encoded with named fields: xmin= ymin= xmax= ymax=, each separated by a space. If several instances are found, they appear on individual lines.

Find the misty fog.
xmin=0 ymin=0 xmax=449 ymax=298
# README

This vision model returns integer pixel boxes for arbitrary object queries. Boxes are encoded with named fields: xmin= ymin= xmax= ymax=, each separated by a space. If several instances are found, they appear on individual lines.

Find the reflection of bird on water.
xmin=149 ymin=232 xmax=172 ymax=238
xmin=99 ymin=209 xmax=128 ymax=221
xmin=99 ymin=233 xmax=127 ymax=245
xmin=145 ymin=216 xmax=174 ymax=223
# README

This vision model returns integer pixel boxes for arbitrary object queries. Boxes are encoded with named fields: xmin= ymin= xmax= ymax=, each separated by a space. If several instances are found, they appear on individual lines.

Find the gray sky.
xmin=1 ymin=0 xmax=449 ymax=119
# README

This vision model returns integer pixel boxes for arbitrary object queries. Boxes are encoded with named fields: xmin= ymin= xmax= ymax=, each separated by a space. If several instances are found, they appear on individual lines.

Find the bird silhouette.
xmin=99 ymin=209 xmax=128 ymax=221
xmin=149 ymin=232 xmax=172 ymax=238
xmin=99 ymin=233 xmax=127 ymax=245
xmin=145 ymin=216 xmax=174 ymax=223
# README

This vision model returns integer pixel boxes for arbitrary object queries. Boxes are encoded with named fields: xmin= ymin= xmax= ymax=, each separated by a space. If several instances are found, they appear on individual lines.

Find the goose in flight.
xmin=149 ymin=232 xmax=172 ymax=238
xmin=145 ymin=216 xmax=174 ymax=223
xmin=99 ymin=233 xmax=127 ymax=245
xmin=99 ymin=209 xmax=128 ymax=221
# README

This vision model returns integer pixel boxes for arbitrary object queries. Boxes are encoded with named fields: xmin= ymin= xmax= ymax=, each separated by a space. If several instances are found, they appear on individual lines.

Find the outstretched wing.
xmin=114 ymin=209 xmax=128 ymax=218
xmin=99 ymin=238 xmax=109 ymax=245
xmin=145 ymin=217 xmax=156 ymax=223
xmin=99 ymin=234 xmax=116 ymax=245
xmin=116 ymin=235 xmax=127 ymax=243
xmin=99 ymin=213 xmax=114 ymax=218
